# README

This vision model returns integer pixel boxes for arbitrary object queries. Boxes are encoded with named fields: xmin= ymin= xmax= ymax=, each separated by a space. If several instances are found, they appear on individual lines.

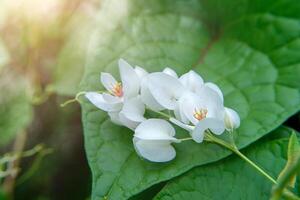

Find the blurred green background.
xmin=0 ymin=0 xmax=99 ymax=199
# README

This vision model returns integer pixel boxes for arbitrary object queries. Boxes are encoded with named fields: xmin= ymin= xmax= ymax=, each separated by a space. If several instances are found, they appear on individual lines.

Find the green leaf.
xmin=80 ymin=0 xmax=300 ymax=199
xmin=154 ymin=127 xmax=298 ymax=200
xmin=0 ymin=68 xmax=33 ymax=146
xmin=277 ymin=132 xmax=300 ymax=188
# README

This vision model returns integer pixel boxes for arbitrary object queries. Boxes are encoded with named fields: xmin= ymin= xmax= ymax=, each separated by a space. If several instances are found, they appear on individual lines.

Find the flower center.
xmin=111 ymin=82 xmax=123 ymax=97
xmin=193 ymin=108 xmax=208 ymax=121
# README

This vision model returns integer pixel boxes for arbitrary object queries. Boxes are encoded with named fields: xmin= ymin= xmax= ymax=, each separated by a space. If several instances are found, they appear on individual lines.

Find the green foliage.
xmin=270 ymin=133 xmax=300 ymax=200
xmin=278 ymin=132 xmax=300 ymax=188
xmin=0 ymin=68 xmax=33 ymax=146
xmin=79 ymin=0 xmax=300 ymax=199
xmin=154 ymin=127 xmax=297 ymax=200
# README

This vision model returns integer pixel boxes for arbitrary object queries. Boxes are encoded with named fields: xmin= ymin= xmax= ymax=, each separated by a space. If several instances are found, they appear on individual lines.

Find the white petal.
xmin=100 ymin=73 xmax=118 ymax=92
xmin=196 ymin=85 xmax=225 ymax=120
xmin=179 ymin=92 xmax=205 ymax=125
xmin=174 ymin=104 xmax=189 ymax=124
xmin=205 ymin=82 xmax=224 ymax=103
xmin=102 ymin=93 xmax=123 ymax=104
xmin=134 ymin=119 xmax=177 ymax=141
xmin=135 ymin=66 xmax=148 ymax=80
xmin=120 ymin=96 xmax=145 ymax=122
xmin=140 ymin=77 xmax=165 ymax=111
xmin=147 ymin=72 xmax=184 ymax=110
xmin=133 ymin=138 xmax=176 ymax=162
xmin=179 ymin=70 xmax=204 ymax=93
xmin=85 ymin=92 xmax=122 ymax=112
xmin=118 ymin=58 xmax=140 ymax=98
xmin=108 ymin=111 xmax=123 ymax=125
xmin=119 ymin=114 xmax=138 ymax=130
xmin=169 ymin=118 xmax=194 ymax=132
xmin=119 ymin=97 xmax=146 ymax=130
xmin=192 ymin=118 xmax=225 ymax=143
xmin=224 ymin=107 xmax=240 ymax=130
xmin=163 ymin=67 xmax=178 ymax=78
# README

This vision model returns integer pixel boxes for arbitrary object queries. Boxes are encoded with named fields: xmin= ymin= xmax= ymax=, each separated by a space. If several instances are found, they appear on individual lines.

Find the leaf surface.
xmin=154 ymin=127 xmax=298 ymax=200
xmin=79 ymin=0 xmax=300 ymax=199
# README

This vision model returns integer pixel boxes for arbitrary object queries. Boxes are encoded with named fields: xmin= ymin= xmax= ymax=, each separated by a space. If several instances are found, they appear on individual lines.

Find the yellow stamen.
xmin=111 ymin=82 xmax=123 ymax=97
xmin=193 ymin=108 xmax=208 ymax=121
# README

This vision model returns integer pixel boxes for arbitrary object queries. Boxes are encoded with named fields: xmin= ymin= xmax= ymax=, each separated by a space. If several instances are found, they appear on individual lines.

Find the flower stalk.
xmin=199 ymin=131 xmax=278 ymax=184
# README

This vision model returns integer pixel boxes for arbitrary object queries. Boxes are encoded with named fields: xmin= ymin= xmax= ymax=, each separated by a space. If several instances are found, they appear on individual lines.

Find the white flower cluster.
xmin=85 ymin=59 xmax=240 ymax=162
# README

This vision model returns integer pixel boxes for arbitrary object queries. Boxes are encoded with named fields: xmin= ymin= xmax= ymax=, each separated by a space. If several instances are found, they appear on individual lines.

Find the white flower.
xmin=224 ymin=107 xmax=240 ymax=130
xmin=163 ymin=67 xmax=178 ymax=78
xmin=179 ymin=70 xmax=223 ymax=100
xmin=133 ymin=119 xmax=180 ymax=162
xmin=119 ymin=96 xmax=146 ymax=130
xmin=141 ymin=72 xmax=185 ymax=111
xmin=179 ymin=70 xmax=204 ymax=93
xmin=134 ymin=65 xmax=148 ymax=82
xmin=85 ymin=59 xmax=145 ymax=126
xmin=174 ymin=85 xmax=226 ymax=143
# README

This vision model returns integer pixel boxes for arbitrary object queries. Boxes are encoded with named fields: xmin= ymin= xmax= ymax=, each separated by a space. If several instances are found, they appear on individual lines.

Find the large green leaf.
xmin=154 ymin=127 xmax=298 ymax=200
xmin=0 ymin=68 xmax=33 ymax=146
xmin=80 ymin=0 xmax=300 ymax=199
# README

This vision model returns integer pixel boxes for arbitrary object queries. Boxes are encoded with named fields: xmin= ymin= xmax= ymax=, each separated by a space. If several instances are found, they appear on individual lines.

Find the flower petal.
xmin=140 ymin=77 xmax=165 ymax=111
xmin=119 ymin=96 xmax=146 ymax=130
xmin=147 ymin=72 xmax=184 ymax=110
xmin=163 ymin=67 xmax=178 ymax=78
xmin=134 ymin=119 xmax=177 ymax=140
xmin=100 ymin=72 xmax=118 ymax=92
xmin=118 ymin=58 xmax=140 ymax=99
xmin=120 ymin=96 xmax=146 ymax=122
xmin=224 ymin=107 xmax=240 ymax=130
xmin=196 ymin=85 xmax=225 ymax=120
xmin=179 ymin=70 xmax=204 ymax=93
xmin=119 ymin=114 xmax=138 ymax=130
xmin=85 ymin=92 xmax=122 ymax=112
xmin=169 ymin=118 xmax=194 ymax=132
xmin=192 ymin=118 xmax=225 ymax=143
xmin=133 ymin=138 xmax=176 ymax=162
xmin=205 ymin=82 xmax=224 ymax=103
xmin=179 ymin=92 xmax=204 ymax=125
xmin=174 ymin=103 xmax=189 ymax=124
xmin=134 ymin=66 xmax=148 ymax=80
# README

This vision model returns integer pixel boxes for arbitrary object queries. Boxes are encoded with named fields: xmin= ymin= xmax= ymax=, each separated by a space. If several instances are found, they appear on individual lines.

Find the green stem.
xmin=60 ymin=91 xmax=104 ymax=107
xmin=60 ymin=99 xmax=77 ymax=107
xmin=60 ymin=91 xmax=86 ymax=107
xmin=233 ymin=148 xmax=277 ymax=184
xmin=148 ymin=109 xmax=172 ymax=119
xmin=0 ymin=144 xmax=44 ymax=165
xmin=179 ymin=137 xmax=193 ymax=142
xmin=205 ymin=133 xmax=277 ymax=184
xmin=271 ymin=154 xmax=300 ymax=200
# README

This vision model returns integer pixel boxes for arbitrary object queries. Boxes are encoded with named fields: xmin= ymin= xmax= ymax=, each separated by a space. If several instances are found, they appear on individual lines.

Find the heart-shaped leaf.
xmin=80 ymin=0 xmax=300 ymax=199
